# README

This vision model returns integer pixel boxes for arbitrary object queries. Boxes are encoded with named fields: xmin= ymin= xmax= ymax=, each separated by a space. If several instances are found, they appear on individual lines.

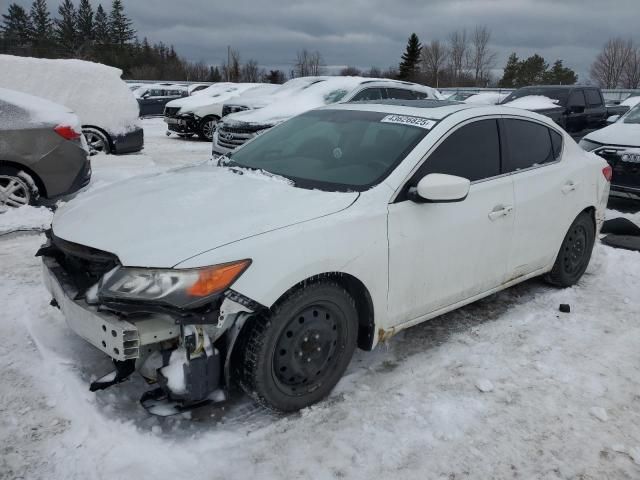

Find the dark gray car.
xmin=0 ymin=88 xmax=91 ymax=210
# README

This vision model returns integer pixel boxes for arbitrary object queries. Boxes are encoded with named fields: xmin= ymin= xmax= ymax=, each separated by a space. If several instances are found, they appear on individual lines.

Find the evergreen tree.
xmin=109 ymin=0 xmax=135 ymax=46
xmin=515 ymin=54 xmax=548 ymax=86
xmin=1 ymin=3 xmax=32 ymax=45
xmin=498 ymin=52 xmax=519 ymax=87
xmin=28 ymin=0 xmax=53 ymax=46
xmin=398 ymin=33 xmax=422 ymax=81
xmin=76 ymin=0 xmax=94 ymax=44
xmin=208 ymin=66 xmax=222 ymax=82
xmin=55 ymin=0 xmax=78 ymax=54
xmin=543 ymin=59 xmax=578 ymax=85
xmin=93 ymin=4 xmax=109 ymax=44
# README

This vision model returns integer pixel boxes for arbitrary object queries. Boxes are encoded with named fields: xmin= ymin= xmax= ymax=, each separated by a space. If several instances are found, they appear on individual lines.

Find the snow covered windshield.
xmin=225 ymin=109 xmax=431 ymax=191
xmin=623 ymin=104 xmax=640 ymax=124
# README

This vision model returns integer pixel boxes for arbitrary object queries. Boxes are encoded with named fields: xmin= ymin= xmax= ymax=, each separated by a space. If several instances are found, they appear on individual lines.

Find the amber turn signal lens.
xmin=186 ymin=260 xmax=251 ymax=297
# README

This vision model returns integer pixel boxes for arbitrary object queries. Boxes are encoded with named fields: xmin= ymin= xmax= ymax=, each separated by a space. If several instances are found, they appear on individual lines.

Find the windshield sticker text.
xmin=381 ymin=115 xmax=436 ymax=130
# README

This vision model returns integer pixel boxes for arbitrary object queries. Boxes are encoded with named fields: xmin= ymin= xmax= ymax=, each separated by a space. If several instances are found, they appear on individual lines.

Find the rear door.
xmin=387 ymin=118 xmax=515 ymax=325
xmin=566 ymin=89 xmax=587 ymax=137
xmin=584 ymin=88 xmax=607 ymax=132
xmin=502 ymin=117 xmax=581 ymax=277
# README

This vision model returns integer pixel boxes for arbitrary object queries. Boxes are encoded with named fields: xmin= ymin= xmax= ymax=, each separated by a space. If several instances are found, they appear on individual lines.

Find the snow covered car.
xmin=163 ymin=83 xmax=272 ymax=140
xmin=212 ymin=77 xmax=442 ymax=154
xmin=0 ymin=88 xmax=90 ymax=210
xmin=579 ymin=102 xmax=640 ymax=200
xmin=0 ymin=55 xmax=143 ymax=155
xmin=40 ymin=101 xmax=609 ymax=414
xmin=134 ymin=84 xmax=188 ymax=117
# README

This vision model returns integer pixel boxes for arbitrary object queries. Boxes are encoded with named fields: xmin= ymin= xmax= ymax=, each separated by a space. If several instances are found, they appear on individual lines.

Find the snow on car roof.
xmin=164 ymin=83 xmax=267 ymax=110
xmin=224 ymin=77 xmax=442 ymax=126
xmin=501 ymin=95 xmax=561 ymax=111
xmin=0 ymin=54 xmax=139 ymax=134
xmin=0 ymin=86 xmax=80 ymax=131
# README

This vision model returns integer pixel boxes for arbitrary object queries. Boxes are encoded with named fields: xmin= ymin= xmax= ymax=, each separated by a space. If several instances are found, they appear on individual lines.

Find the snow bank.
xmin=502 ymin=95 xmax=561 ymax=111
xmin=0 ymin=54 xmax=139 ymax=134
xmin=464 ymin=92 xmax=510 ymax=105
xmin=0 ymin=87 xmax=81 ymax=131
xmin=0 ymin=205 xmax=52 ymax=232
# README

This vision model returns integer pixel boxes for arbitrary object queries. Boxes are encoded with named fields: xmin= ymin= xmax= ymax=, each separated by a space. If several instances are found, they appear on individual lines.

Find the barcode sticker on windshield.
xmin=381 ymin=115 xmax=435 ymax=130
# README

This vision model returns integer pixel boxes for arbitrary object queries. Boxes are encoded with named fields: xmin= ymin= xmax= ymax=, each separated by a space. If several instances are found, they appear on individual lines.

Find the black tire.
xmin=239 ymin=281 xmax=358 ymax=412
xmin=82 ymin=127 xmax=111 ymax=155
xmin=197 ymin=116 xmax=218 ymax=141
xmin=0 ymin=166 xmax=39 ymax=210
xmin=545 ymin=211 xmax=596 ymax=287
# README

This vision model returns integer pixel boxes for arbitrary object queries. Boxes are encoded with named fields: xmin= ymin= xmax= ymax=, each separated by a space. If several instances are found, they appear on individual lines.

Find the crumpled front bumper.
xmin=42 ymin=255 xmax=179 ymax=362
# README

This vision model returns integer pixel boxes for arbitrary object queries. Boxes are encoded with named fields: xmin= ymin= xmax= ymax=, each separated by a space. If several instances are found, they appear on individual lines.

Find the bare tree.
xmin=590 ymin=38 xmax=633 ymax=88
xmin=294 ymin=49 xmax=324 ymax=77
xmin=421 ymin=40 xmax=448 ymax=87
xmin=623 ymin=46 xmax=640 ymax=89
xmin=363 ymin=66 xmax=382 ymax=78
xmin=222 ymin=48 xmax=242 ymax=82
xmin=340 ymin=66 xmax=362 ymax=76
xmin=468 ymin=25 xmax=497 ymax=86
xmin=241 ymin=59 xmax=260 ymax=82
xmin=447 ymin=29 xmax=468 ymax=86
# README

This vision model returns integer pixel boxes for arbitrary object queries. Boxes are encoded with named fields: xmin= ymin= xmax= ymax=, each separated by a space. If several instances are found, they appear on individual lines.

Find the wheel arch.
xmin=0 ymin=160 xmax=47 ymax=198
xmin=82 ymin=124 xmax=114 ymax=150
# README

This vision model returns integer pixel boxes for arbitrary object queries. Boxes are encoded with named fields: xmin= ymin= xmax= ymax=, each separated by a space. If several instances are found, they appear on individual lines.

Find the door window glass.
xmin=503 ymin=119 xmax=555 ymax=172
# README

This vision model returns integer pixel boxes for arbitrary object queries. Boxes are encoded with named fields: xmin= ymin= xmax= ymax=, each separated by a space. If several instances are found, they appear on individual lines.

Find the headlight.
xmin=98 ymin=260 xmax=251 ymax=309
xmin=579 ymin=138 xmax=601 ymax=152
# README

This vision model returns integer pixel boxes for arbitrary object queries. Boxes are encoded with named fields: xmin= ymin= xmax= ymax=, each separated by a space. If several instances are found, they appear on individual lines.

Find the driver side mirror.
xmin=409 ymin=173 xmax=470 ymax=203
xmin=607 ymin=114 xmax=620 ymax=124
xmin=141 ymin=92 xmax=150 ymax=99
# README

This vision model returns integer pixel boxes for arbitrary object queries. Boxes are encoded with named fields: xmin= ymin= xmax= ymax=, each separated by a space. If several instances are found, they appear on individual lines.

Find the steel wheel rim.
xmin=0 ymin=175 xmax=30 ymax=210
xmin=563 ymin=224 xmax=588 ymax=275
xmin=85 ymin=132 xmax=106 ymax=153
xmin=272 ymin=303 xmax=343 ymax=396
xmin=202 ymin=120 xmax=217 ymax=140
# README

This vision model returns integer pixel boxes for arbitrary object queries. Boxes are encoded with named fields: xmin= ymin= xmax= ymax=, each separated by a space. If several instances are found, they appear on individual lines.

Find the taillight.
xmin=602 ymin=165 xmax=612 ymax=182
xmin=54 ymin=124 xmax=81 ymax=141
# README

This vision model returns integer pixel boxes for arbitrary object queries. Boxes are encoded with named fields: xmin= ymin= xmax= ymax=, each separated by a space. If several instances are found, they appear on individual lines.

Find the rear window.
xmin=503 ymin=119 xmax=556 ymax=172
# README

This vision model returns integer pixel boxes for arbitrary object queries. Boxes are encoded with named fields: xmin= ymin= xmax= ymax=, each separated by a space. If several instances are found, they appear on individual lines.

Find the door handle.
xmin=561 ymin=181 xmax=580 ymax=194
xmin=488 ymin=205 xmax=513 ymax=221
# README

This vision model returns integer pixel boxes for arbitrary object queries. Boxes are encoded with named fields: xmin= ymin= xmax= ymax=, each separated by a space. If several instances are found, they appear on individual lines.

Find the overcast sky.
xmin=11 ymin=0 xmax=640 ymax=81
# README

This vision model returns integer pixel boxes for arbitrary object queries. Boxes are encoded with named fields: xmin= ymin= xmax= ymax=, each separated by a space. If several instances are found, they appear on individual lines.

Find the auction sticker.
xmin=381 ymin=115 xmax=436 ymax=130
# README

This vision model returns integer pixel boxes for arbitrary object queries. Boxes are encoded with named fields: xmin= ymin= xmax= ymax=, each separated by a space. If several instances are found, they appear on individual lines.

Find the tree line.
xmin=590 ymin=37 xmax=640 ymax=88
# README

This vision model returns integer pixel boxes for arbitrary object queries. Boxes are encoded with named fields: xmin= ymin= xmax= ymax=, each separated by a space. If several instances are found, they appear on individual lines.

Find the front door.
xmin=387 ymin=119 xmax=515 ymax=325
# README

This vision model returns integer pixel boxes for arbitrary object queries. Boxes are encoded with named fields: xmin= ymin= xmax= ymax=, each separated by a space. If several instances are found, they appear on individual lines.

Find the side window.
xmin=550 ymin=129 xmax=563 ymax=160
xmin=351 ymin=88 xmax=384 ymax=101
xmin=413 ymin=119 xmax=501 ymax=183
xmin=568 ymin=90 xmax=586 ymax=109
xmin=386 ymin=88 xmax=415 ymax=100
xmin=412 ymin=90 xmax=429 ymax=100
xmin=503 ymin=119 xmax=555 ymax=172
xmin=585 ymin=89 xmax=602 ymax=107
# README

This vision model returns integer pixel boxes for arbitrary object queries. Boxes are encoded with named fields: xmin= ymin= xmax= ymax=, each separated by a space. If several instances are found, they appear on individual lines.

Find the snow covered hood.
xmin=584 ymin=122 xmax=640 ymax=147
xmin=0 ymin=87 xmax=81 ymax=131
xmin=52 ymin=165 xmax=358 ymax=267
xmin=502 ymin=95 xmax=562 ymax=111
xmin=165 ymin=83 xmax=264 ymax=113
xmin=0 ymin=55 xmax=139 ymax=134
xmin=226 ymin=78 xmax=328 ymax=110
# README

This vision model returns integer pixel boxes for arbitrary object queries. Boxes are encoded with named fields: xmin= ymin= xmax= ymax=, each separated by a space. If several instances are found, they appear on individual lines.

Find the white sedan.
xmin=41 ymin=102 xmax=611 ymax=414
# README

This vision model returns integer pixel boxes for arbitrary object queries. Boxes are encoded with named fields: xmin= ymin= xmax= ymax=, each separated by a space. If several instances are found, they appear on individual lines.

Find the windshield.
xmin=623 ymin=103 xmax=640 ymax=124
xmin=225 ymin=109 xmax=432 ymax=191
xmin=502 ymin=87 xmax=569 ymax=104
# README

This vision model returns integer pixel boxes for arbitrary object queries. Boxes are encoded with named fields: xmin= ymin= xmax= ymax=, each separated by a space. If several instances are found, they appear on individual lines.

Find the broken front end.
xmin=38 ymin=230 xmax=262 ymax=415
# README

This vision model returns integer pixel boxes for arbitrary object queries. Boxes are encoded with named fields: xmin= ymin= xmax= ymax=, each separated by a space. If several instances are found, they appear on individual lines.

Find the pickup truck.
xmin=501 ymin=86 xmax=629 ymax=139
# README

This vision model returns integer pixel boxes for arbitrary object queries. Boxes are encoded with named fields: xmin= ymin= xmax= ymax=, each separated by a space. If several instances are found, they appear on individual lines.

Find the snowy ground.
xmin=1 ymin=118 xmax=640 ymax=480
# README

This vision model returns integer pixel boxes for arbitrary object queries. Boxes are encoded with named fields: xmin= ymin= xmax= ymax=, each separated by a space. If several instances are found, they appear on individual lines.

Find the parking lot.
xmin=1 ymin=118 xmax=639 ymax=479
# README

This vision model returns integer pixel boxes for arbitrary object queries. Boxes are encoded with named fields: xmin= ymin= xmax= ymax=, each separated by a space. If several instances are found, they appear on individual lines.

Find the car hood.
xmin=165 ymin=95 xmax=219 ymax=112
xmin=52 ymin=164 xmax=358 ymax=268
xmin=585 ymin=123 xmax=640 ymax=147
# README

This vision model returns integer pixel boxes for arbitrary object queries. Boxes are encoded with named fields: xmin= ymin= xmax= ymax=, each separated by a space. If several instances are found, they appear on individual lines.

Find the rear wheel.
xmin=239 ymin=282 xmax=358 ymax=412
xmin=545 ymin=212 xmax=595 ymax=287
xmin=0 ymin=167 xmax=39 ymax=211
xmin=197 ymin=116 xmax=218 ymax=141
xmin=82 ymin=127 xmax=111 ymax=155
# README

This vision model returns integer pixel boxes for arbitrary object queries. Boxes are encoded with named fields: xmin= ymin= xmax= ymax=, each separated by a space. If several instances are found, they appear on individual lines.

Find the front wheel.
xmin=0 ymin=167 xmax=39 ymax=211
xmin=239 ymin=282 xmax=358 ymax=412
xmin=197 ymin=116 xmax=218 ymax=141
xmin=545 ymin=211 xmax=595 ymax=287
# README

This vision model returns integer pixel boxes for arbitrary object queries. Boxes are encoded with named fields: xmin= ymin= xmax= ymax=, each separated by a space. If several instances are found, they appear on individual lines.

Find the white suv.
xmin=41 ymin=102 xmax=609 ymax=415
xmin=213 ymin=77 xmax=442 ymax=155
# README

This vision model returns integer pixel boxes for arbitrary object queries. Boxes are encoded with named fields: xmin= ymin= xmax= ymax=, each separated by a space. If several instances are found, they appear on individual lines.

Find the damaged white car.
xmin=40 ymin=101 xmax=610 ymax=415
